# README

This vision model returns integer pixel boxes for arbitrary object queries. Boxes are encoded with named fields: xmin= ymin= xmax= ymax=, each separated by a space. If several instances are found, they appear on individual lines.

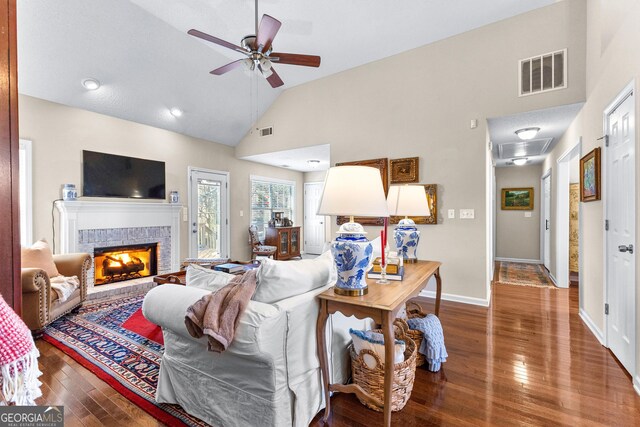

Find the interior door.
xmin=543 ymin=174 xmax=551 ymax=269
xmin=304 ymin=182 xmax=326 ymax=255
xmin=606 ymin=90 xmax=636 ymax=375
xmin=189 ymin=169 xmax=229 ymax=259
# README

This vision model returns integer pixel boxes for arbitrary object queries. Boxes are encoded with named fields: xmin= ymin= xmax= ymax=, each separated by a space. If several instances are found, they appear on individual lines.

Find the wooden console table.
xmin=316 ymin=260 xmax=442 ymax=427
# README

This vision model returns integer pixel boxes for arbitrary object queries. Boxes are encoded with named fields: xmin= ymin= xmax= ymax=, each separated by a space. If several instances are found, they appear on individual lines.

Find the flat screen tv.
xmin=82 ymin=150 xmax=166 ymax=199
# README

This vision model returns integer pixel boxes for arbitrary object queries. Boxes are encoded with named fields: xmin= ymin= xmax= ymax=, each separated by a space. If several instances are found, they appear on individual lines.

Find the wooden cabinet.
xmin=265 ymin=226 xmax=301 ymax=260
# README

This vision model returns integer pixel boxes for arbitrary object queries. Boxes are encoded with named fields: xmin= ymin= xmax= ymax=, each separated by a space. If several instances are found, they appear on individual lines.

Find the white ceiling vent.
xmin=519 ymin=49 xmax=566 ymax=97
xmin=498 ymin=138 xmax=552 ymax=159
xmin=259 ymin=126 xmax=273 ymax=137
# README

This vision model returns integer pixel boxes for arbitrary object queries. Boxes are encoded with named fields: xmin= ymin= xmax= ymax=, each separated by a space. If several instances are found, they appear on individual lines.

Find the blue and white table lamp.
xmin=387 ymin=184 xmax=431 ymax=264
xmin=317 ymin=166 xmax=389 ymax=296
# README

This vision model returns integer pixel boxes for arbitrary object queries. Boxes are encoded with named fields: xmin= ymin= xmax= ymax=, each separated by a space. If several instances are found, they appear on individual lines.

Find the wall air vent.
xmin=260 ymin=126 xmax=273 ymax=137
xmin=519 ymin=49 xmax=566 ymax=97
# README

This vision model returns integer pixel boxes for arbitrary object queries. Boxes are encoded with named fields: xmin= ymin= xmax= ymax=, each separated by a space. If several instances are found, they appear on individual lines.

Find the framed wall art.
xmin=390 ymin=157 xmax=419 ymax=184
xmin=335 ymin=158 xmax=388 ymax=226
xmin=390 ymin=184 xmax=438 ymax=225
xmin=501 ymin=187 xmax=534 ymax=210
xmin=580 ymin=147 xmax=601 ymax=202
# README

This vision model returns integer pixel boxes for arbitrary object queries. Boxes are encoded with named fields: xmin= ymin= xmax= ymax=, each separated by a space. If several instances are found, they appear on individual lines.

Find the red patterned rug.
xmin=496 ymin=262 xmax=556 ymax=288
xmin=43 ymin=293 xmax=208 ymax=426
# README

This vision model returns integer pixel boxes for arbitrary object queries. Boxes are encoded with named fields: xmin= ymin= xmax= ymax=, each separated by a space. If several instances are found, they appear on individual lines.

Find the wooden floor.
xmin=35 ymin=283 xmax=640 ymax=426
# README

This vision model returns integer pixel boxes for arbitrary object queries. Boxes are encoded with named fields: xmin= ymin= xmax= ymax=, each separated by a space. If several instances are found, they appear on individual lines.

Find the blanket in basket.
xmin=407 ymin=314 xmax=448 ymax=372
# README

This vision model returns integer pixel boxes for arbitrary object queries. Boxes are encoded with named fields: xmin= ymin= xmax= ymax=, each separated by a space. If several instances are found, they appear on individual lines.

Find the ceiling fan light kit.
xmin=187 ymin=3 xmax=321 ymax=88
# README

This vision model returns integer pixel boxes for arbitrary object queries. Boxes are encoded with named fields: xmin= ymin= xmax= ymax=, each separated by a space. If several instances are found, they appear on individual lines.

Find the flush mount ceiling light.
xmin=82 ymin=78 xmax=100 ymax=90
xmin=169 ymin=108 xmax=183 ymax=118
xmin=515 ymin=127 xmax=540 ymax=140
xmin=512 ymin=158 xmax=528 ymax=166
xmin=307 ymin=159 xmax=321 ymax=168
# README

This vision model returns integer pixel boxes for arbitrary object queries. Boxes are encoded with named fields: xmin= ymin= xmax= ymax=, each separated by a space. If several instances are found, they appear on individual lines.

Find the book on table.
xmin=367 ymin=266 xmax=404 ymax=281
xmin=213 ymin=263 xmax=245 ymax=274
xmin=371 ymin=257 xmax=401 ymax=274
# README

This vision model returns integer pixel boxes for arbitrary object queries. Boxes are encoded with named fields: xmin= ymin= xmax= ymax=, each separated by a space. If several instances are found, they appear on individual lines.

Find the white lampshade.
xmin=387 ymin=184 xmax=431 ymax=217
xmin=317 ymin=166 xmax=389 ymax=217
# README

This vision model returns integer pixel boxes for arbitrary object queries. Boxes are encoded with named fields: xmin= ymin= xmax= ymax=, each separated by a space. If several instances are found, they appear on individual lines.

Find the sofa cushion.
xmin=349 ymin=328 xmax=406 ymax=369
xmin=253 ymin=250 xmax=336 ymax=304
xmin=21 ymin=239 xmax=60 ymax=278
xmin=186 ymin=264 xmax=235 ymax=292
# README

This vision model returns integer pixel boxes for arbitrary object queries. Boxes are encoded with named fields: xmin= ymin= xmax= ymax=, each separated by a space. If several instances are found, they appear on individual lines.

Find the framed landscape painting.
xmin=501 ymin=187 xmax=534 ymax=210
xmin=580 ymin=147 xmax=601 ymax=202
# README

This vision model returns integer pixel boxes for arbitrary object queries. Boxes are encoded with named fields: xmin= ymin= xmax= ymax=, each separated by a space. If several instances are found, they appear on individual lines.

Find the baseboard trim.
xmin=579 ymin=308 xmax=605 ymax=345
xmin=419 ymin=290 xmax=490 ymax=307
xmin=634 ymin=377 xmax=640 ymax=396
xmin=548 ymin=273 xmax=558 ymax=286
xmin=495 ymin=257 xmax=542 ymax=264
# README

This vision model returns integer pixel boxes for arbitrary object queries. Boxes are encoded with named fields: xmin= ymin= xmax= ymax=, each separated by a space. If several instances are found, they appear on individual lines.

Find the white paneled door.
xmin=606 ymin=89 xmax=636 ymax=375
xmin=543 ymin=173 xmax=551 ymax=270
xmin=189 ymin=169 xmax=229 ymax=259
xmin=304 ymin=182 xmax=326 ymax=255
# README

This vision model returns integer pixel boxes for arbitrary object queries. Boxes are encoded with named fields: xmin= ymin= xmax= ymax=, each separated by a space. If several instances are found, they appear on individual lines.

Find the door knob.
xmin=618 ymin=244 xmax=634 ymax=254
xmin=192 ymin=229 xmax=197 ymax=234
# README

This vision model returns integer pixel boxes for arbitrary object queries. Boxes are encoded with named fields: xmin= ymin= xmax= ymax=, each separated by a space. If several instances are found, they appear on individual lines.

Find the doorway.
xmin=555 ymin=139 xmax=581 ymax=289
xmin=304 ymin=182 xmax=327 ymax=255
xmin=604 ymin=83 xmax=636 ymax=376
xmin=541 ymin=171 xmax=551 ymax=270
xmin=188 ymin=168 xmax=230 ymax=259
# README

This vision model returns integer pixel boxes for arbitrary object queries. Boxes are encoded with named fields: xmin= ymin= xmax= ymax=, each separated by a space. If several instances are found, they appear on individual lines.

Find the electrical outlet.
xmin=448 ymin=209 xmax=455 ymax=219
xmin=460 ymin=209 xmax=475 ymax=219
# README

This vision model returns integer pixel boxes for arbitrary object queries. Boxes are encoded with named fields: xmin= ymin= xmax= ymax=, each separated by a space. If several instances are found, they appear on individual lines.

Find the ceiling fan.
xmin=187 ymin=2 xmax=321 ymax=88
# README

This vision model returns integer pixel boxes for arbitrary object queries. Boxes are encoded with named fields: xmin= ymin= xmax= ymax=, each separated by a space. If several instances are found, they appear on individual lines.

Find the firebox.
xmin=93 ymin=243 xmax=158 ymax=285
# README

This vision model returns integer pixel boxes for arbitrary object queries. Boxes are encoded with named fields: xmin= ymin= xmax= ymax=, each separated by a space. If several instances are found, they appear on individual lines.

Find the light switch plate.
xmin=524 ymin=212 xmax=532 ymax=218
xmin=460 ymin=209 xmax=475 ymax=219
xmin=240 ymin=210 xmax=244 ymax=217
xmin=448 ymin=209 xmax=455 ymax=219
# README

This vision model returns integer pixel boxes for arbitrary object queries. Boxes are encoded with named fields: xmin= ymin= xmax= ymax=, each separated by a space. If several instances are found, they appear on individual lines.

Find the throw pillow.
xmin=186 ymin=264 xmax=234 ymax=292
xmin=253 ymin=250 xmax=336 ymax=304
xmin=21 ymin=239 xmax=60 ymax=278
xmin=349 ymin=328 xmax=406 ymax=369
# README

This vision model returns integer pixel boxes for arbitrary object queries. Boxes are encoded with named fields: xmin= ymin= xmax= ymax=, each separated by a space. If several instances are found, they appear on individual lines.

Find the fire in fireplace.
xmin=93 ymin=243 xmax=158 ymax=285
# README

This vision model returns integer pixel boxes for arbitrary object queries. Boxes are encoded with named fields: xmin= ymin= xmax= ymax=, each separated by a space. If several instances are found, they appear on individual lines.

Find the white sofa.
xmin=142 ymin=254 xmax=370 ymax=427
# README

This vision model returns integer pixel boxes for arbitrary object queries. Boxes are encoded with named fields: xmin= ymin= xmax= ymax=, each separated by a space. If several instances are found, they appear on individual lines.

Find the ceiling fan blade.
xmin=269 ymin=52 xmax=321 ymax=68
xmin=265 ymin=66 xmax=284 ymax=88
xmin=211 ymin=59 xmax=247 ymax=75
xmin=255 ymin=14 xmax=281 ymax=53
xmin=188 ymin=29 xmax=246 ymax=54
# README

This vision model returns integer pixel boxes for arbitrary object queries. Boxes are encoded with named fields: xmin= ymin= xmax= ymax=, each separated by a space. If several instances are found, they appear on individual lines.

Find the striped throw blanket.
xmin=407 ymin=314 xmax=448 ymax=372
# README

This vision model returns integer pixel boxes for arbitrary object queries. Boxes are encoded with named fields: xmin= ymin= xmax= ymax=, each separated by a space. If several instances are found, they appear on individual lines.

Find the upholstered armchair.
xmin=21 ymin=253 xmax=91 ymax=333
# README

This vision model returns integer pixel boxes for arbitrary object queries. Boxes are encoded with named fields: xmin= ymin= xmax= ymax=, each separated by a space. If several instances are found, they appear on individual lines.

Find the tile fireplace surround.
xmin=55 ymin=201 xmax=182 ymax=291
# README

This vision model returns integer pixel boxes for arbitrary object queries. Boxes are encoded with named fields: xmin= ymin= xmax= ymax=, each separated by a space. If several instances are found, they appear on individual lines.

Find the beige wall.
xmin=542 ymin=0 xmax=640 ymax=385
xmin=236 ymin=1 xmax=587 ymax=302
xmin=495 ymin=164 xmax=542 ymax=261
xmin=18 ymin=95 xmax=304 ymax=261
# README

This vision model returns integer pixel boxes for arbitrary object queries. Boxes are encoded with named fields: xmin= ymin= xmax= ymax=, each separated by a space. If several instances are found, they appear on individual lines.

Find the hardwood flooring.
xmin=35 ymin=284 xmax=640 ymax=426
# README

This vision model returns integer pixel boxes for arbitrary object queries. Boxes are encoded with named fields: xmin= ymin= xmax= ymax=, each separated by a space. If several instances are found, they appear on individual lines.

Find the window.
xmin=250 ymin=176 xmax=295 ymax=238
xmin=19 ymin=139 xmax=32 ymax=246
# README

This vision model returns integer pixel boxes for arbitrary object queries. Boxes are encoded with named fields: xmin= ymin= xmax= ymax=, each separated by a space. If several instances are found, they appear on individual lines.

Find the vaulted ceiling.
xmin=17 ymin=0 xmax=555 ymax=146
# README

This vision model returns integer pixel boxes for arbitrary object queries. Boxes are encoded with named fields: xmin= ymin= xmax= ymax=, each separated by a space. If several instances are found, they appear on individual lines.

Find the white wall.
xmin=18 ymin=95 xmax=304 ymax=261
xmin=495 ymin=164 xmax=542 ymax=261
xmin=542 ymin=0 xmax=640 ymax=384
xmin=235 ymin=1 xmax=587 ymax=302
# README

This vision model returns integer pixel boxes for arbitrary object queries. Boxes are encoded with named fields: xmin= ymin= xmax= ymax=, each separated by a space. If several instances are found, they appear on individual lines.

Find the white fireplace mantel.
xmin=55 ymin=200 xmax=182 ymax=271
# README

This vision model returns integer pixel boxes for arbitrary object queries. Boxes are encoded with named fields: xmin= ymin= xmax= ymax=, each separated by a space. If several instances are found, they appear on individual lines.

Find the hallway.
xmin=313 ymin=284 xmax=640 ymax=426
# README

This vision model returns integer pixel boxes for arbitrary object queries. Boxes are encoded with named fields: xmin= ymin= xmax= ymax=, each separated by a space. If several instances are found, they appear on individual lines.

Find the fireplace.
xmin=94 ymin=243 xmax=158 ymax=285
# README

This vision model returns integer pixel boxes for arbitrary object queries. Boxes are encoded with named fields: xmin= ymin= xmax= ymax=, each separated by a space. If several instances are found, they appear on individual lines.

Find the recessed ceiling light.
xmin=169 ymin=108 xmax=183 ymax=118
xmin=512 ymin=158 xmax=528 ymax=166
xmin=82 ymin=78 xmax=100 ymax=90
xmin=307 ymin=160 xmax=321 ymax=168
xmin=515 ymin=127 xmax=540 ymax=140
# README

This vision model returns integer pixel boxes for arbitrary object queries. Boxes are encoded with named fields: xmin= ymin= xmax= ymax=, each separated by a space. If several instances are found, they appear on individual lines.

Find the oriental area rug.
xmin=495 ymin=262 xmax=556 ymax=289
xmin=43 ymin=294 xmax=208 ymax=427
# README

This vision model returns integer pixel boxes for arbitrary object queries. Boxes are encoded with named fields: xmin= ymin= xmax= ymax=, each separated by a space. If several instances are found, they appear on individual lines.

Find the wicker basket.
xmin=401 ymin=302 xmax=429 ymax=367
xmin=349 ymin=320 xmax=417 ymax=412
